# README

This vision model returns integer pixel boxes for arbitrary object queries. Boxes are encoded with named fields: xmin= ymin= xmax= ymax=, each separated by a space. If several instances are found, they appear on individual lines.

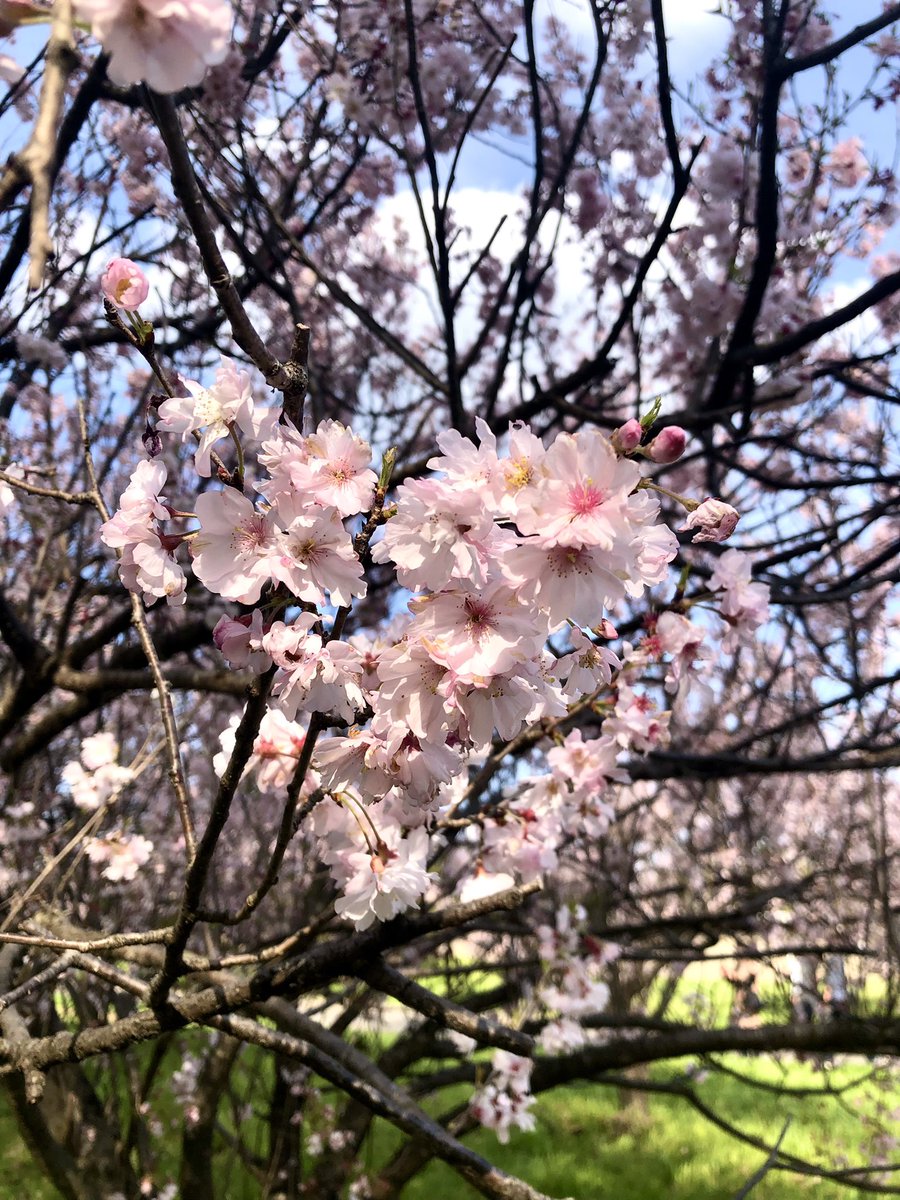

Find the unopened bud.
xmin=141 ymin=421 xmax=162 ymax=458
xmin=647 ymin=425 xmax=687 ymax=464
xmin=612 ymin=418 xmax=642 ymax=454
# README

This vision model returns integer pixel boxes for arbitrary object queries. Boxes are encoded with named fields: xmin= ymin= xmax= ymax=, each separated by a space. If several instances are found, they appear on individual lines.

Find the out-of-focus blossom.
xmin=710 ymin=549 xmax=771 ymax=649
xmin=0 ymin=463 xmax=22 ymax=517
xmin=62 ymin=732 xmax=135 ymax=810
xmin=74 ymin=0 xmax=232 ymax=94
xmin=824 ymin=137 xmax=868 ymax=188
xmin=84 ymin=832 xmax=153 ymax=881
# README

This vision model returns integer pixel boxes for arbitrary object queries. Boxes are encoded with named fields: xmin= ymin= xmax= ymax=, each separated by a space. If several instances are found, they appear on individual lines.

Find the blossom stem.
xmin=639 ymin=479 xmax=700 ymax=511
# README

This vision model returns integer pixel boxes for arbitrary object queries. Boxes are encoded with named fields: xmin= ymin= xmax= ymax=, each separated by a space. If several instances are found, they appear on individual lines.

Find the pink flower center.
xmin=568 ymin=481 xmax=607 ymax=517
xmin=463 ymin=596 xmax=496 ymax=638
xmin=328 ymin=460 xmax=353 ymax=484
xmin=232 ymin=516 xmax=268 ymax=555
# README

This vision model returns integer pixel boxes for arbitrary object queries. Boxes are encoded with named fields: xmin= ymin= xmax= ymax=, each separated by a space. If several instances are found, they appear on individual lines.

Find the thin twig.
xmin=75 ymin=395 xmax=196 ymax=860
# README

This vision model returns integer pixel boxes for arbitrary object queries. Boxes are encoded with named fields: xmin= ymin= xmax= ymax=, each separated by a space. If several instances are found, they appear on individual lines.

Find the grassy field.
xmin=1 ymin=972 xmax=896 ymax=1199
xmin=376 ymin=1056 xmax=899 ymax=1200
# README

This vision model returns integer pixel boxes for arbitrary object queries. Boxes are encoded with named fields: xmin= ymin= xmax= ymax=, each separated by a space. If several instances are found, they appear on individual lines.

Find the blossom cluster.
xmin=61 ymin=733 xmax=152 ymax=882
xmin=469 ymin=1051 xmax=536 ymax=1144
xmin=95 ymin=349 xmax=769 ymax=934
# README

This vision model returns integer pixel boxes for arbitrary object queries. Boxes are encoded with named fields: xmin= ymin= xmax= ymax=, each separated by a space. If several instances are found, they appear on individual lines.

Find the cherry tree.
xmin=0 ymin=1 xmax=899 ymax=1197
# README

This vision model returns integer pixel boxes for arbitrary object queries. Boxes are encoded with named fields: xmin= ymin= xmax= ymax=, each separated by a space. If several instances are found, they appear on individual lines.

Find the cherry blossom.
xmin=332 ymin=826 xmax=432 ymax=930
xmin=372 ymin=477 xmax=505 ymax=591
xmin=74 ymin=0 xmax=232 ymax=93
xmin=99 ymin=459 xmax=187 ymax=606
xmin=282 ymin=419 xmax=378 ymax=516
xmin=682 ymin=498 xmax=741 ymax=543
xmin=190 ymin=489 xmax=278 ymax=604
xmin=84 ymin=832 xmax=154 ymax=882
xmin=212 ymin=610 xmax=269 ymax=672
xmin=470 ymin=1052 xmax=536 ymax=1144
xmin=646 ymin=424 xmax=687 ymax=464
xmin=100 ymin=258 xmax=149 ymax=311
xmin=825 ymin=136 xmax=868 ymax=188
xmin=270 ymin=500 xmax=366 ymax=607
xmin=157 ymin=357 xmax=275 ymax=477
xmin=214 ymin=708 xmax=315 ymax=795
xmin=710 ymin=549 xmax=771 ymax=648
xmin=0 ymin=464 xmax=20 ymax=517
xmin=61 ymin=733 xmax=134 ymax=810
xmin=264 ymin=618 xmax=367 ymax=723
xmin=408 ymin=581 xmax=546 ymax=680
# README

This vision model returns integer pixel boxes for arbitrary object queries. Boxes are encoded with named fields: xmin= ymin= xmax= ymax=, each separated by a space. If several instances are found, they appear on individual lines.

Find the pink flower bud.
xmin=681 ymin=498 xmax=740 ymax=543
xmin=612 ymin=418 xmax=642 ymax=454
xmin=647 ymin=425 xmax=687 ymax=464
xmin=101 ymin=258 xmax=149 ymax=311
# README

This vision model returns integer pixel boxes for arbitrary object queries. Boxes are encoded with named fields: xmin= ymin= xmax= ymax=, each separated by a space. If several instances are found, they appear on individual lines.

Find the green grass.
xmin=1 ymin=1036 xmax=896 ymax=1199
xmin=375 ymin=1058 xmax=899 ymax=1200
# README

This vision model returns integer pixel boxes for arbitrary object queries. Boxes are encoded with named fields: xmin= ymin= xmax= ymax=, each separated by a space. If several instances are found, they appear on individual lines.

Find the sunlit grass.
xmin=380 ymin=1057 xmax=899 ymax=1200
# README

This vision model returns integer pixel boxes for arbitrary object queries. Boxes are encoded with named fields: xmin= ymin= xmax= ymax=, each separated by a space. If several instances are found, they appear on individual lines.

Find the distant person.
xmin=789 ymin=954 xmax=820 ymax=1024
xmin=823 ymin=955 xmax=851 ymax=1019
xmin=723 ymin=965 xmax=763 ymax=1026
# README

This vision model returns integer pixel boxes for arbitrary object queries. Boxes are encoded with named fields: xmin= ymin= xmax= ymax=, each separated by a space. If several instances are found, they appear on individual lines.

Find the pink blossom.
xmin=555 ymin=627 xmax=620 ymax=700
xmin=264 ymin=618 xmax=366 ymax=723
xmin=538 ymin=1017 xmax=586 ymax=1054
xmin=469 ymin=1083 xmax=536 ymax=1144
xmin=333 ymin=827 xmax=432 ymax=929
xmin=157 ymin=357 xmax=275 ymax=477
xmin=271 ymin=501 xmax=366 ymax=607
xmin=74 ymin=0 xmax=232 ymax=94
xmin=372 ymin=477 xmax=510 ymax=592
xmin=214 ymin=708 xmax=314 ymax=795
xmin=409 ymin=581 xmax=546 ymax=681
xmin=709 ymin=549 xmax=770 ymax=648
xmin=496 ymin=422 xmax=549 ymax=516
xmin=470 ymin=1052 xmax=535 ymax=1143
xmin=61 ymin=733 xmax=134 ymax=810
xmin=603 ymin=683 xmax=670 ymax=752
xmin=655 ymin=611 xmax=711 ymax=694
xmin=515 ymin=428 xmax=640 ymax=547
xmin=282 ymin=419 xmax=377 ymax=517
xmin=373 ymin=641 xmax=451 ymax=741
xmin=100 ymin=258 xmax=149 ymax=310
xmin=541 ymin=961 xmax=610 ymax=1016
xmin=547 ymin=730 xmax=624 ymax=803
xmin=99 ymin=460 xmax=187 ymax=605
xmin=212 ymin=610 xmax=269 ymax=672
xmin=426 ymin=417 xmax=503 ymax=503
xmin=441 ymin=660 xmax=564 ymax=748
xmin=190 ymin=489 xmax=278 ymax=604
xmin=482 ymin=803 xmax=560 ymax=883
xmin=503 ymin=538 xmax=626 ymax=626
xmin=681 ymin=498 xmax=740 ymax=543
